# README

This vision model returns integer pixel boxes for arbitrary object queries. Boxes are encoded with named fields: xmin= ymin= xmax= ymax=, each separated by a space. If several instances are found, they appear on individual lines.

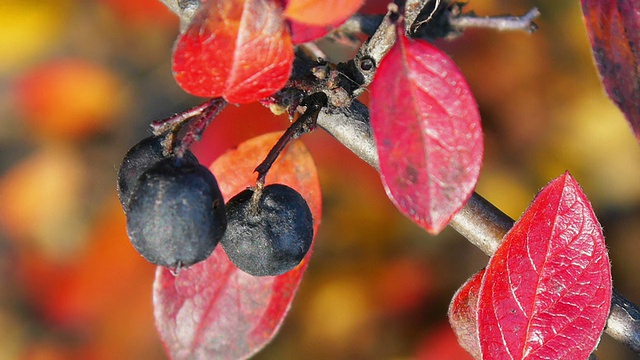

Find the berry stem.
xmin=150 ymin=97 xmax=227 ymax=157
xmin=175 ymin=99 xmax=227 ymax=158
xmin=254 ymin=92 xmax=328 ymax=186
xmin=151 ymin=97 xmax=222 ymax=135
xmin=170 ymin=261 xmax=183 ymax=276
xmin=249 ymin=186 xmax=263 ymax=217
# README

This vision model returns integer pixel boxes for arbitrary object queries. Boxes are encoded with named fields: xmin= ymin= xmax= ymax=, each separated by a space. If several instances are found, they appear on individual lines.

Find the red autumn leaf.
xmin=582 ymin=0 xmax=640 ymax=140
xmin=288 ymin=19 xmax=336 ymax=44
xmin=448 ymin=269 xmax=484 ymax=359
xmin=477 ymin=172 xmax=611 ymax=359
xmin=369 ymin=31 xmax=483 ymax=234
xmin=172 ymin=0 xmax=294 ymax=103
xmin=283 ymin=0 xmax=364 ymax=27
xmin=153 ymin=132 xmax=321 ymax=359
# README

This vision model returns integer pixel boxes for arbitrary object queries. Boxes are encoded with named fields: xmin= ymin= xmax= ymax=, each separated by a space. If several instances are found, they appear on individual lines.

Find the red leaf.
xmin=369 ymin=31 xmax=483 ymax=234
xmin=153 ymin=132 xmax=321 ymax=359
xmin=172 ymin=0 xmax=294 ymax=103
xmin=283 ymin=0 xmax=363 ymax=27
xmin=477 ymin=172 xmax=612 ymax=359
xmin=448 ymin=269 xmax=484 ymax=359
xmin=288 ymin=19 xmax=336 ymax=44
xmin=582 ymin=0 xmax=640 ymax=140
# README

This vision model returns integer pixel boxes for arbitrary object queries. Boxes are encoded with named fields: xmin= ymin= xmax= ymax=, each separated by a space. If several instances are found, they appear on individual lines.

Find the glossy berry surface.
xmin=117 ymin=135 xmax=197 ymax=211
xmin=221 ymin=184 xmax=313 ymax=276
xmin=125 ymin=158 xmax=226 ymax=268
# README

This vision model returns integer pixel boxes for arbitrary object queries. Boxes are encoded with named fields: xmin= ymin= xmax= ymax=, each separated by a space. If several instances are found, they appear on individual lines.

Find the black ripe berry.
xmin=125 ymin=158 xmax=226 ymax=269
xmin=117 ymin=135 xmax=197 ymax=211
xmin=222 ymin=184 xmax=313 ymax=276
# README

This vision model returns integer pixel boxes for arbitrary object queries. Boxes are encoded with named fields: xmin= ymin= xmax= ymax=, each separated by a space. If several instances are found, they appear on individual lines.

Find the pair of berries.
xmin=117 ymin=136 xmax=313 ymax=276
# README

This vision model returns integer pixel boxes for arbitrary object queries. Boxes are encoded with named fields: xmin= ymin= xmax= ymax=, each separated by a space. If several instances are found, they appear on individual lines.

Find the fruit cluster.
xmin=117 ymin=135 xmax=314 ymax=276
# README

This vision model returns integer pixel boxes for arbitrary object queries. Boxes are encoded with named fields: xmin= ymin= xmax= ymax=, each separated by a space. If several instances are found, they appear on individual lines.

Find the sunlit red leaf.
xmin=369 ymin=31 xmax=483 ymax=234
xmin=172 ymin=0 xmax=293 ymax=103
xmin=283 ymin=0 xmax=363 ymax=27
xmin=448 ymin=269 xmax=484 ymax=359
xmin=153 ymin=132 xmax=321 ymax=360
xmin=581 ymin=0 xmax=640 ymax=140
xmin=477 ymin=172 xmax=611 ymax=359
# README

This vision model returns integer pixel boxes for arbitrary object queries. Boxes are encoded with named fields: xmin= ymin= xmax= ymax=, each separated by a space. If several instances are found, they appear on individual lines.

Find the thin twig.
xmin=407 ymin=0 xmax=441 ymax=33
xmin=405 ymin=0 xmax=439 ymax=34
xmin=254 ymin=92 xmax=327 ymax=186
xmin=449 ymin=7 xmax=541 ymax=33
xmin=353 ymin=4 xmax=400 ymax=97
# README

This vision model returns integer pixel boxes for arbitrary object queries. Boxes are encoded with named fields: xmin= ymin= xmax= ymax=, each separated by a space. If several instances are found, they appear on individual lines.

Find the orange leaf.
xmin=288 ymin=19 xmax=336 ymax=44
xmin=154 ymin=132 xmax=321 ymax=359
xmin=14 ymin=59 xmax=125 ymax=140
xmin=283 ymin=0 xmax=364 ymax=27
xmin=172 ymin=0 xmax=293 ymax=103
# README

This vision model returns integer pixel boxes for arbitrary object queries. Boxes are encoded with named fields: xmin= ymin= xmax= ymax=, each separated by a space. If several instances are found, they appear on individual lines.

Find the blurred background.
xmin=1 ymin=0 xmax=639 ymax=359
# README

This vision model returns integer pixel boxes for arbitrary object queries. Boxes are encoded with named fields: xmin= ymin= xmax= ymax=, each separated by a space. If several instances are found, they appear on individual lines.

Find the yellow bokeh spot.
xmin=534 ymin=91 xmax=640 ymax=207
xmin=476 ymin=165 xmax=534 ymax=220
xmin=305 ymin=277 xmax=373 ymax=347
xmin=0 ymin=0 xmax=70 ymax=73
xmin=0 ymin=145 xmax=88 ymax=260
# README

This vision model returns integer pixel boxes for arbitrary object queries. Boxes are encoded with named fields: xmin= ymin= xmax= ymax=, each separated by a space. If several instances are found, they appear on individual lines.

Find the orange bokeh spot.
xmin=14 ymin=59 xmax=127 ymax=141
xmin=100 ymin=0 xmax=177 ymax=27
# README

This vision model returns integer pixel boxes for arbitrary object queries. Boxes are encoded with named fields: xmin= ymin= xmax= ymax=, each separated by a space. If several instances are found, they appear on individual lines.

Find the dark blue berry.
xmin=117 ymin=135 xmax=197 ymax=212
xmin=125 ymin=158 xmax=226 ymax=268
xmin=221 ymin=184 xmax=313 ymax=276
